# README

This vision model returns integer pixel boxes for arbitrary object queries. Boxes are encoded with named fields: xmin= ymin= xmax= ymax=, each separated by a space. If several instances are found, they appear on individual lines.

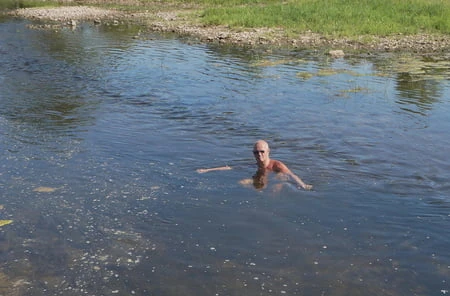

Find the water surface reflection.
xmin=0 ymin=19 xmax=449 ymax=296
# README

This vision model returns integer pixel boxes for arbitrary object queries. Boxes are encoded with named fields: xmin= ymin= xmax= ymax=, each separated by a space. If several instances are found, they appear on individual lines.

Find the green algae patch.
xmin=296 ymin=72 xmax=314 ymax=80
xmin=340 ymin=87 xmax=371 ymax=94
xmin=251 ymin=58 xmax=308 ymax=67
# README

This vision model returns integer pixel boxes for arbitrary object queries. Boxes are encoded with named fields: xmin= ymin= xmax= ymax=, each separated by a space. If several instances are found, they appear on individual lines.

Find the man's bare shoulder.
xmin=268 ymin=159 xmax=290 ymax=173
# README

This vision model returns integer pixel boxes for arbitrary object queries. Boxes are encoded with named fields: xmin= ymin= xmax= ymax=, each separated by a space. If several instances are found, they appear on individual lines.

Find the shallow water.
xmin=0 ymin=18 xmax=449 ymax=295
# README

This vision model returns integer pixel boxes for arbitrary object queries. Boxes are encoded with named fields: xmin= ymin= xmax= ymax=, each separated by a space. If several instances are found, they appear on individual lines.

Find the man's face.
xmin=253 ymin=142 xmax=269 ymax=164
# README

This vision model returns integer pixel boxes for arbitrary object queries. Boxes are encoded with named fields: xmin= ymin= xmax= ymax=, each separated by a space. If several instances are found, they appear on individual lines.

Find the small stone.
xmin=328 ymin=49 xmax=345 ymax=58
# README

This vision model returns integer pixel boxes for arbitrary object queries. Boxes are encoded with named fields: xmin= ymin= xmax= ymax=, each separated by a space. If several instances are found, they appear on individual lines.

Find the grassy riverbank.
xmin=8 ymin=0 xmax=450 ymax=36
xmin=198 ymin=0 xmax=450 ymax=37
xmin=4 ymin=0 xmax=450 ymax=52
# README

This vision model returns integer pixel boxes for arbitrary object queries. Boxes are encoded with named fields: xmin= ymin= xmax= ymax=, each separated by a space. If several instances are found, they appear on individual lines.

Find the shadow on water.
xmin=395 ymin=73 xmax=441 ymax=116
xmin=0 ymin=18 xmax=449 ymax=295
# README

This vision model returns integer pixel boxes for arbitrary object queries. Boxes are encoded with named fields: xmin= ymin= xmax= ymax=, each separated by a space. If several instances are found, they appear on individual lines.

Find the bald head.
xmin=253 ymin=140 xmax=269 ymax=152
xmin=253 ymin=140 xmax=270 ymax=167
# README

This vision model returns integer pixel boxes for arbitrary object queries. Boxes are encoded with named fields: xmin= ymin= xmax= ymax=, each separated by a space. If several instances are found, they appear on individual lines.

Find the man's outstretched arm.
xmin=196 ymin=166 xmax=232 ymax=173
xmin=274 ymin=161 xmax=312 ymax=190
xmin=288 ymin=171 xmax=313 ymax=190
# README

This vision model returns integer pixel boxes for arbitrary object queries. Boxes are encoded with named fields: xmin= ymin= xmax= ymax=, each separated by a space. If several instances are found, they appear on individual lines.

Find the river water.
xmin=0 ymin=17 xmax=449 ymax=296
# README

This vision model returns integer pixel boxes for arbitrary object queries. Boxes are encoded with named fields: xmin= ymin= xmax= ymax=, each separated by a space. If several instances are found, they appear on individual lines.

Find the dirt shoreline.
xmin=7 ymin=5 xmax=450 ymax=55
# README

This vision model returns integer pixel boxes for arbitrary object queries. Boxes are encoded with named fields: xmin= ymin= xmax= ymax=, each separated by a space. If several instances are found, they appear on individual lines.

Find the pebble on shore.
xmin=10 ymin=6 xmax=123 ymax=22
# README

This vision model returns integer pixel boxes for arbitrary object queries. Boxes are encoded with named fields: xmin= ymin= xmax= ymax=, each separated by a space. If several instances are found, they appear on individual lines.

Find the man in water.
xmin=197 ymin=140 xmax=313 ymax=190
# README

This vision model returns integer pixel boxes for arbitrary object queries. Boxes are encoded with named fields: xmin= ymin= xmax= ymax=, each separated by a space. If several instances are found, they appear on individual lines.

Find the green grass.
xmin=0 ymin=0 xmax=58 ymax=9
xmin=3 ymin=0 xmax=449 ymax=37
xmin=196 ymin=0 xmax=450 ymax=36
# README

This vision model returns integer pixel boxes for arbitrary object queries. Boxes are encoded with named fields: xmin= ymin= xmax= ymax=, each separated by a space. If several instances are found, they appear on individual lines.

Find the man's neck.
xmin=257 ymin=159 xmax=271 ymax=169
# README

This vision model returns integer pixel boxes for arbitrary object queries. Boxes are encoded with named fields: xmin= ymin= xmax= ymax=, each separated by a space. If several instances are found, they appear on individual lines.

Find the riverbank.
xmin=7 ymin=5 xmax=450 ymax=55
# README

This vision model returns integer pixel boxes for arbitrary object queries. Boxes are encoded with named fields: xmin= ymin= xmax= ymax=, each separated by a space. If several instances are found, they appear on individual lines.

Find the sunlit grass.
xmin=4 ymin=0 xmax=449 ymax=37
xmin=0 ymin=0 xmax=58 ymax=8
xmin=197 ymin=0 xmax=450 ymax=36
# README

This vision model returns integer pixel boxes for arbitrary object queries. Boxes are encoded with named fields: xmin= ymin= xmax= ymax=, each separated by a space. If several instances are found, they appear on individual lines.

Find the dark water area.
xmin=0 ymin=17 xmax=449 ymax=295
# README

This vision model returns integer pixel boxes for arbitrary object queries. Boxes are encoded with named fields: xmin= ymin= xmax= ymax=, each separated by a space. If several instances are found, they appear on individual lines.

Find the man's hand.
xmin=302 ymin=184 xmax=313 ymax=190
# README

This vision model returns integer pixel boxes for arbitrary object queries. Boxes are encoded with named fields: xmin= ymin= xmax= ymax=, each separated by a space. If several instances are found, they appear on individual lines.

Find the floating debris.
xmin=33 ymin=186 xmax=58 ymax=193
xmin=0 ymin=220 xmax=13 ymax=227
